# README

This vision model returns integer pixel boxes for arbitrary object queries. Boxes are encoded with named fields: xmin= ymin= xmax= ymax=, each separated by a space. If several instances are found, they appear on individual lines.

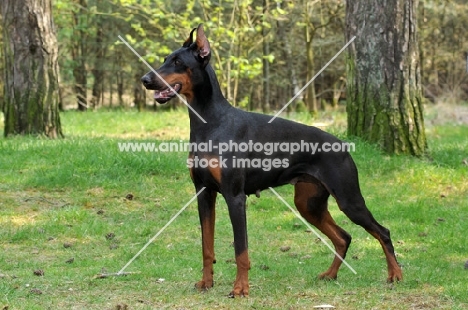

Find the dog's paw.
xmin=228 ymin=281 xmax=249 ymax=298
xmin=318 ymin=271 xmax=338 ymax=281
xmin=386 ymin=269 xmax=403 ymax=283
xmin=195 ymin=280 xmax=214 ymax=291
xmin=228 ymin=288 xmax=248 ymax=298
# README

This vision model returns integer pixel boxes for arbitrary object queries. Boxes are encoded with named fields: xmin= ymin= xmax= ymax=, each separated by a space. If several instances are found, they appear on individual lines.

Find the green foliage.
xmin=418 ymin=0 xmax=468 ymax=103
xmin=49 ymin=0 xmax=351 ymax=110
xmin=3 ymin=0 xmax=467 ymax=111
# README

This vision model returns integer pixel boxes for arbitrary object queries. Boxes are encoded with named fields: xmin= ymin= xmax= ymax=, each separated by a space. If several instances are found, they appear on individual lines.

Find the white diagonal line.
xmin=268 ymin=36 xmax=356 ymax=123
xmin=118 ymin=35 xmax=207 ymax=124
xmin=116 ymin=187 xmax=206 ymax=275
xmin=268 ymin=187 xmax=357 ymax=275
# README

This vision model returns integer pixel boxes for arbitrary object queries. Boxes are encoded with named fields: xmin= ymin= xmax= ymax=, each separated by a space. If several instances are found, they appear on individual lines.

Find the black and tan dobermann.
xmin=141 ymin=24 xmax=402 ymax=297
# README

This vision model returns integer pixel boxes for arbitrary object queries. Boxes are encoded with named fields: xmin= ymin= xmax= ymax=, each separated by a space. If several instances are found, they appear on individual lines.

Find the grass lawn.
xmin=0 ymin=108 xmax=467 ymax=309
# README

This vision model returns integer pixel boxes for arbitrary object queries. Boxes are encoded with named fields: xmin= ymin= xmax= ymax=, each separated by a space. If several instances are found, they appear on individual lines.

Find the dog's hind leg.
xmin=294 ymin=181 xmax=352 ymax=280
xmin=335 ymin=193 xmax=403 ymax=282
xmin=321 ymin=156 xmax=403 ymax=282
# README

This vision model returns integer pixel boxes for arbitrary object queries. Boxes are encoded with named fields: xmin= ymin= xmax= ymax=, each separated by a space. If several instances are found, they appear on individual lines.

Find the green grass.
xmin=0 ymin=109 xmax=467 ymax=309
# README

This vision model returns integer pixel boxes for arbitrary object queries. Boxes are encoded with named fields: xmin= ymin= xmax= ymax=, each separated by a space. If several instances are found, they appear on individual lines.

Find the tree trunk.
xmin=117 ymin=71 xmax=124 ymax=107
xmin=1 ymin=0 xmax=62 ymax=138
xmin=345 ymin=0 xmax=426 ymax=155
xmin=277 ymin=4 xmax=300 ymax=112
xmin=262 ymin=0 xmax=270 ymax=112
xmin=134 ymin=73 xmax=145 ymax=111
xmin=91 ymin=14 xmax=105 ymax=109
xmin=72 ymin=0 xmax=88 ymax=111
xmin=305 ymin=37 xmax=318 ymax=114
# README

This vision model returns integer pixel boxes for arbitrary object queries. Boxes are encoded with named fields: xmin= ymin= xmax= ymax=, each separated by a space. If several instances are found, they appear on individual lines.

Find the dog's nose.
xmin=141 ymin=75 xmax=151 ymax=87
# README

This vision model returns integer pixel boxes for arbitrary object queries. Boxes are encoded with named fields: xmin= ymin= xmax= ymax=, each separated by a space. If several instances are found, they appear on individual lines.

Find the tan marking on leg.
xmin=367 ymin=230 xmax=403 ymax=282
xmin=230 ymin=250 xmax=250 ymax=297
xmin=316 ymin=212 xmax=349 ymax=280
xmin=294 ymin=182 xmax=350 ymax=280
xmin=195 ymin=191 xmax=217 ymax=290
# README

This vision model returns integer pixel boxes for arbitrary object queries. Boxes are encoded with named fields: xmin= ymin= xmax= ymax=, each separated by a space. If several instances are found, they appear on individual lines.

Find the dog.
xmin=141 ymin=24 xmax=402 ymax=297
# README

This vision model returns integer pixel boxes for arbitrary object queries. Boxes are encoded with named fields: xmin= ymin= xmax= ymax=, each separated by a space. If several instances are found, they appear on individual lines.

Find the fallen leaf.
xmin=115 ymin=303 xmax=128 ymax=310
xmin=29 ymin=288 xmax=42 ymax=295
xmin=105 ymin=233 xmax=116 ymax=240
xmin=33 ymin=270 xmax=44 ymax=276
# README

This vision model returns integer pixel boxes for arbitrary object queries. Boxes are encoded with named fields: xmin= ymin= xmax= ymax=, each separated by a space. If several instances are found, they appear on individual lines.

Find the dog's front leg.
xmin=225 ymin=193 xmax=250 ymax=297
xmin=195 ymin=188 xmax=217 ymax=291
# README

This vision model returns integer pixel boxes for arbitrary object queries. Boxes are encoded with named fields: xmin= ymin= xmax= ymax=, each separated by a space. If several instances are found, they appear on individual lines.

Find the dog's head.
xmin=141 ymin=24 xmax=211 ymax=104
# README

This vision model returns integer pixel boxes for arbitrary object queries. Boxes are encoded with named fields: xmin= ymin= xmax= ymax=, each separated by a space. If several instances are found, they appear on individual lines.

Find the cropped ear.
xmin=182 ymin=28 xmax=197 ymax=47
xmin=195 ymin=24 xmax=211 ymax=66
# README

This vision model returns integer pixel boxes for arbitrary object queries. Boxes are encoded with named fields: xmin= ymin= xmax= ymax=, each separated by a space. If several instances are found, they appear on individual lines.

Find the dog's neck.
xmin=188 ymin=64 xmax=232 ymax=130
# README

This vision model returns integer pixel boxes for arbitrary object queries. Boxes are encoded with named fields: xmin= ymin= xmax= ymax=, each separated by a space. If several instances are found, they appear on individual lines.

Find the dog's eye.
xmin=174 ymin=59 xmax=181 ymax=66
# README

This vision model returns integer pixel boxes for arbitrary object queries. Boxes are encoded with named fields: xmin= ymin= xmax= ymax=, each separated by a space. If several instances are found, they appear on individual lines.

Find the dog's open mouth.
xmin=154 ymin=83 xmax=181 ymax=103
